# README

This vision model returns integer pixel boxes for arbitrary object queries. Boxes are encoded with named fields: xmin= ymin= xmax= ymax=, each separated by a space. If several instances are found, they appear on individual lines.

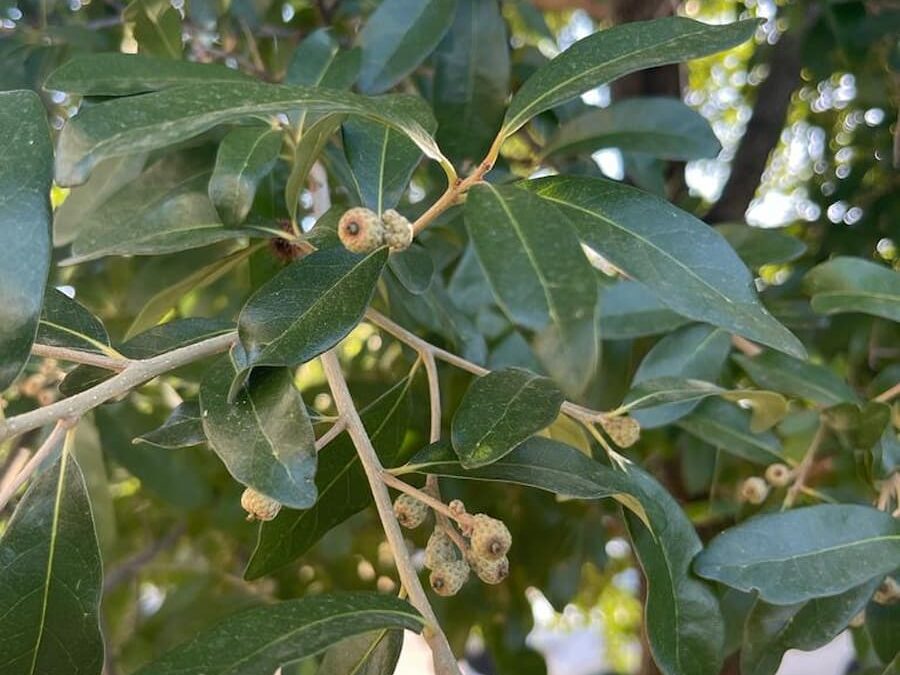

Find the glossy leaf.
xmin=124 ymin=0 xmax=182 ymax=59
xmin=37 ymin=288 xmax=111 ymax=355
xmin=527 ymin=176 xmax=805 ymax=358
xmin=201 ymin=358 xmax=317 ymax=509
xmin=0 ymin=90 xmax=52 ymax=391
xmin=451 ymin=367 xmax=564 ymax=468
xmin=0 ymin=451 xmax=104 ymax=675
xmin=465 ymin=183 xmax=599 ymax=394
xmin=544 ymin=97 xmax=721 ymax=160
xmin=54 ymin=83 xmax=446 ymax=186
xmin=715 ymin=224 xmax=807 ymax=268
xmin=597 ymin=280 xmax=690 ymax=339
xmin=357 ymin=0 xmax=457 ymax=94
xmin=677 ymin=398 xmax=784 ymax=465
xmin=209 ymin=126 xmax=282 ymax=227
xmin=134 ymin=593 xmax=424 ymax=675
xmin=630 ymin=324 xmax=732 ymax=428
xmin=432 ymin=0 xmax=510 ymax=162
xmin=623 ymin=466 xmax=725 ymax=675
xmin=44 ymin=52 xmax=251 ymax=95
xmin=135 ymin=400 xmax=206 ymax=448
xmin=803 ymin=256 xmax=900 ymax=322
xmin=285 ymin=29 xmax=361 ymax=89
xmin=317 ymin=630 xmax=403 ymax=675
xmin=237 ymin=246 xmax=387 ymax=370
xmin=388 ymin=244 xmax=434 ymax=295
xmin=245 ymin=375 xmax=413 ymax=579
xmin=741 ymin=579 xmax=879 ymax=675
xmin=285 ymin=114 xmax=345 ymax=221
xmin=502 ymin=17 xmax=759 ymax=137
xmin=695 ymin=504 xmax=900 ymax=604
xmin=733 ymin=350 xmax=858 ymax=405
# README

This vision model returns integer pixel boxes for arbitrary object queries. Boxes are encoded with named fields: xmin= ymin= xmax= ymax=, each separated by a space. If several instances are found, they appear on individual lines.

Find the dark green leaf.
xmin=734 ymin=350 xmax=858 ymax=405
xmin=866 ymin=599 xmax=900 ymax=664
xmin=44 ymin=53 xmax=251 ymax=95
xmin=237 ymin=246 xmax=387 ymax=370
xmin=285 ymin=29 xmax=361 ymax=89
xmin=134 ymin=593 xmax=424 ymax=675
xmin=465 ymin=183 xmax=599 ymax=394
xmin=124 ymin=0 xmax=182 ymax=59
xmin=285 ymin=114 xmax=345 ymax=222
xmin=317 ymin=630 xmax=403 ymax=675
xmin=544 ymin=97 xmax=721 ymax=161
xmin=54 ymin=83 xmax=446 ymax=186
xmin=823 ymin=401 xmax=891 ymax=451
xmin=37 ymin=288 xmax=111 ymax=355
xmin=357 ymin=0 xmax=457 ymax=94
xmin=432 ymin=0 xmax=510 ymax=162
xmin=245 ymin=375 xmax=413 ymax=579
xmin=631 ymin=324 xmax=731 ymax=428
xmin=502 ymin=17 xmax=759 ymax=136
xmin=451 ymin=367 xmax=563 ymax=468
xmin=597 ymin=280 xmax=690 ymax=339
xmin=201 ymin=358 xmax=317 ymax=509
xmin=135 ymin=400 xmax=206 ymax=448
xmin=388 ymin=244 xmax=434 ymax=295
xmin=695 ymin=505 xmax=900 ymax=604
xmin=803 ymin=257 xmax=900 ymax=322
xmin=677 ymin=398 xmax=784 ymax=465
xmin=527 ymin=176 xmax=805 ymax=358
xmin=741 ymin=579 xmax=879 ymax=675
xmin=209 ymin=126 xmax=282 ymax=227
xmin=0 ymin=90 xmax=52 ymax=391
xmin=715 ymin=224 xmax=807 ymax=268
xmin=0 ymin=451 xmax=103 ymax=675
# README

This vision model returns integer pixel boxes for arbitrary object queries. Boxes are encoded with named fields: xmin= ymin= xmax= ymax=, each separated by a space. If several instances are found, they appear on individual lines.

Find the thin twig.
xmin=0 ymin=418 xmax=76 ymax=511
xmin=731 ymin=335 xmax=763 ymax=357
xmin=31 ymin=343 xmax=130 ymax=371
xmin=0 ymin=446 xmax=32 ymax=501
xmin=320 ymin=350 xmax=460 ymax=675
xmin=783 ymin=422 xmax=829 ymax=509
xmin=314 ymin=418 xmax=347 ymax=451
xmin=381 ymin=471 xmax=470 ymax=527
xmin=1 ymin=332 xmax=236 ymax=443
xmin=422 ymin=351 xmax=441 ymax=444
xmin=875 ymin=380 xmax=900 ymax=403
xmin=103 ymin=522 xmax=187 ymax=592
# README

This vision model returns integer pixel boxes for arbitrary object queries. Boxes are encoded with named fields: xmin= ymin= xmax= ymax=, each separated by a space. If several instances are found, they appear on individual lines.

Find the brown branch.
xmin=783 ymin=422 xmax=828 ymax=509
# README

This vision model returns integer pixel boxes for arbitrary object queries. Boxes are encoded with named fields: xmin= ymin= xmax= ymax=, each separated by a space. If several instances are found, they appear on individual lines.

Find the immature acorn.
xmin=469 ymin=554 xmax=509 ymax=585
xmin=739 ymin=476 xmax=769 ymax=505
xmin=600 ymin=415 xmax=641 ymax=448
xmin=429 ymin=559 xmax=470 ymax=597
xmin=381 ymin=209 xmax=413 ymax=251
xmin=469 ymin=514 xmax=512 ymax=561
xmin=241 ymin=487 xmax=282 ymax=522
xmin=393 ymin=493 xmax=429 ymax=529
xmin=765 ymin=463 xmax=793 ymax=488
xmin=425 ymin=528 xmax=458 ymax=570
xmin=338 ymin=207 xmax=385 ymax=253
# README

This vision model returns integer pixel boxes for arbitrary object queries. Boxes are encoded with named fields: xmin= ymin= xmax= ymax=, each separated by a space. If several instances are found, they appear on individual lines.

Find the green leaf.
xmin=201 ymin=358 xmax=317 ymax=509
xmin=388 ymin=244 xmax=434 ymax=295
xmin=124 ymin=0 xmax=182 ymax=59
xmin=677 ymin=398 xmax=784 ymax=465
xmin=694 ymin=504 xmax=900 ymax=604
xmin=285 ymin=29 xmax=361 ymax=89
xmin=741 ymin=579 xmax=880 ymax=675
xmin=544 ymin=97 xmax=721 ymax=161
xmin=715 ymin=224 xmax=807 ymax=269
xmin=0 ymin=90 xmax=52 ymax=391
xmin=527 ymin=176 xmax=805 ymax=358
xmin=285 ymin=114 xmax=345 ymax=222
xmin=630 ymin=324 xmax=732 ymax=428
xmin=209 ymin=126 xmax=282 ymax=227
xmin=134 ymin=593 xmax=424 ymax=675
xmin=317 ymin=630 xmax=403 ymax=675
xmin=502 ymin=17 xmax=759 ymax=137
xmin=37 ymin=288 xmax=111 ymax=355
xmin=0 ymin=451 xmax=104 ymax=675
xmin=65 ymin=154 xmax=255 ymax=264
xmin=245 ymin=375 xmax=413 ymax=579
xmin=803 ymin=256 xmax=900 ymax=322
xmin=44 ymin=53 xmax=251 ymax=95
xmin=451 ymin=367 xmax=564 ymax=468
xmin=822 ymin=401 xmax=891 ymax=451
xmin=432 ymin=0 xmax=510 ymax=163
xmin=238 ymin=246 xmax=387 ymax=371
xmin=357 ymin=0 xmax=457 ymax=94
xmin=866 ymin=599 xmax=900 ymax=665
xmin=623 ymin=467 xmax=725 ymax=675
xmin=465 ymin=183 xmax=599 ymax=394
xmin=135 ymin=400 xmax=206 ymax=448
xmin=733 ymin=350 xmax=858 ymax=405
xmin=54 ymin=83 xmax=446 ymax=187
xmin=597 ymin=280 xmax=690 ymax=339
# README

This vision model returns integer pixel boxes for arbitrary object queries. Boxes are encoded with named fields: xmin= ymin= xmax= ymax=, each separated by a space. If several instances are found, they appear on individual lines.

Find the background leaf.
xmin=677 ymin=398 xmax=785 ymax=465
xmin=209 ymin=126 xmax=282 ymax=227
xmin=37 ymin=288 xmax=111 ymax=355
xmin=317 ymin=630 xmax=403 ymax=675
xmin=803 ymin=257 xmax=900 ymax=322
xmin=734 ymin=349 xmax=858 ymax=405
xmin=135 ymin=400 xmax=206 ymax=449
xmin=715 ymin=224 xmax=807 ymax=269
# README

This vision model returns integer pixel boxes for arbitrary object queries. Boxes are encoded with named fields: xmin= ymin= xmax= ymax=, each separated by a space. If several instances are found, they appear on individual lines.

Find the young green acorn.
xmin=765 ymin=463 xmax=793 ymax=487
xmin=381 ymin=209 xmax=413 ymax=251
xmin=393 ymin=493 xmax=429 ymax=529
xmin=429 ymin=559 xmax=470 ymax=596
xmin=469 ymin=514 xmax=512 ymax=561
xmin=241 ymin=487 xmax=282 ymax=522
xmin=469 ymin=554 xmax=509 ymax=585
xmin=338 ymin=207 xmax=385 ymax=253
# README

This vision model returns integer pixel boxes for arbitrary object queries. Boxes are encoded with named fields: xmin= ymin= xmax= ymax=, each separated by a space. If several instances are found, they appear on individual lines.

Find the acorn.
xmin=739 ymin=477 xmax=769 ymax=505
xmin=469 ymin=514 xmax=512 ymax=562
xmin=338 ymin=207 xmax=385 ymax=253
xmin=381 ymin=209 xmax=413 ymax=251
xmin=425 ymin=528 xmax=458 ymax=570
xmin=393 ymin=493 xmax=429 ymax=529
xmin=600 ymin=415 xmax=641 ymax=448
xmin=240 ymin=487 xmax=282 ymax=522
xmin=765 ymin=463 xmax=793 ymax=488
xmin=469 ymin=554 xmax=509 ymax=585
xmin=429 ymin=559 xmax=469 ymax=596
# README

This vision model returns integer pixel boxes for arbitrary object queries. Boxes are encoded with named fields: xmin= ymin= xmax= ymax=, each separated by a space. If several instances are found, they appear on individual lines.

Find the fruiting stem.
xmin=30 ymin=343 xmax=130 ymax=371
xmin=381 ymin=471 xmax=471 ymax=528
xmin=314 ymin=418 xmax=347 ymax=451
xmin=320 ymin=350 xmax=460 ymax=675
xmin=783 ymin=422 xmax=829 ymax=509
xmin=0 ymin=418 xmax=76 ymax=511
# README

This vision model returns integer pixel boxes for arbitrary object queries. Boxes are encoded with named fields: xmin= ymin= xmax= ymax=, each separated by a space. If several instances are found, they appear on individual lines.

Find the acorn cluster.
xmin=738 ymin=462 xmax=796 ymax=505
xmin=338 ymin=207 xmax=413 ymax=254
xmin=392 ymin=493 xmax=512 ymax=597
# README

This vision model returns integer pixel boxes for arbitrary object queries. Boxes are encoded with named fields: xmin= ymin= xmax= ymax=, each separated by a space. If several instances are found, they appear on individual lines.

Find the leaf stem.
xmin=783 ymin=421 xmax=829 ymax=509
xmin=381 ymin=471 xmax=470 ymax=528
